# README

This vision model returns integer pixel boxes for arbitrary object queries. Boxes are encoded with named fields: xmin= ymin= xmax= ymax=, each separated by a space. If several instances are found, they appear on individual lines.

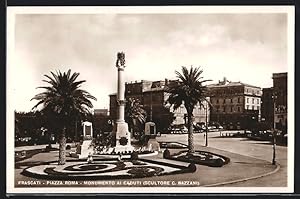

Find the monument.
xmin=145 ymin=122 xmax=160 ymax=152
xmin=145 ymin=122 xmax=156 ymax=136
xmin=70 ymin=121 xmax=94 ymax=159
xmin=113 ymin=52 xmax=134 ymax=153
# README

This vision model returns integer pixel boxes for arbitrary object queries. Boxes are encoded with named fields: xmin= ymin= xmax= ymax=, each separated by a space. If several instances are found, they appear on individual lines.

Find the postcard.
xmin=6 ymin=5 xmax=295 ymax=195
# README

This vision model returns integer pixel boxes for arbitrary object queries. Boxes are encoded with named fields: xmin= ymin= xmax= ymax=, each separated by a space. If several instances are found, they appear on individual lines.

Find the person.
xmin=117 ymin=153 xmax=122 ymax=161
xmin=87 ymin=152 xmax=93 ymax=163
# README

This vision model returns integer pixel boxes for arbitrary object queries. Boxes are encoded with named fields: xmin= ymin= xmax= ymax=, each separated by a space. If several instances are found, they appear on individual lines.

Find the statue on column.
xmin=116 ymin=52 xmax=126 ymax=69
xmin=113 ymin=51 xmax=134 ymax=153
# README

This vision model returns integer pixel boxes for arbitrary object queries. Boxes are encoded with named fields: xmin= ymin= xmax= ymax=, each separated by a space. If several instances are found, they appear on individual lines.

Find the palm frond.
xmin=166 ymin=66 xmax=211 ymax=114
xmin=32 ymin=69 xmax=96 ymax=123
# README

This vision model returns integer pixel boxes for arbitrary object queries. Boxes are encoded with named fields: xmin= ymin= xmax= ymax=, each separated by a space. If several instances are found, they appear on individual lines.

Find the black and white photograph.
xmin=6 ymin=6 xmax=294 ymax=194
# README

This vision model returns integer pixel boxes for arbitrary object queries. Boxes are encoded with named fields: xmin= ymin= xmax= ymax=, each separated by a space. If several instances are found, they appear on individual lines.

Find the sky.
xmin=11 ymin=12 xmax=288 ymax=112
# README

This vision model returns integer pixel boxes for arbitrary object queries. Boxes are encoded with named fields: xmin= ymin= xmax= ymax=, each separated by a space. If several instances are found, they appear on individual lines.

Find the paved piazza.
xmin=15 ymin=131 xmax=287 ymax=187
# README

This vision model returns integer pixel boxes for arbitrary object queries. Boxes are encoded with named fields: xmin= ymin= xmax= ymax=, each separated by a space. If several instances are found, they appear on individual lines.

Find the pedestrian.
xmin=87 ymin=153 xmax=93 ymax=164
xmin=118 ymin=153 xmax=122 ymax=161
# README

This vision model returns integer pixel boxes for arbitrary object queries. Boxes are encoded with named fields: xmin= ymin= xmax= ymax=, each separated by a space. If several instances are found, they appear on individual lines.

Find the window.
xmin=230 ymin=98 xmax=233 ymax=103
xmin=238 ymin=97 xmax=240 ymax=103
xmin=257 ymin=99 xmax=259 ymax=104
xmin=252 ymin=98 xmax=254 ymax=104
xmin=237 ymin=106 xmax=241 ymax=112
xmin=247 ymin=98 xmax=249 ymax=103
xmin=252 ymin=105 xmax=255 ymax=110
xmin=246 ymin=105 xmax=249 ymax=110
xmin=223 ymin=99 xmax=226 ymax=104
xmin=230 ymin=106 xmax=233 ymax=112
xmin=216 ymin=99 xmax=219 ymax=104
xmin=223 ymin=106 xmax=226 ymax=112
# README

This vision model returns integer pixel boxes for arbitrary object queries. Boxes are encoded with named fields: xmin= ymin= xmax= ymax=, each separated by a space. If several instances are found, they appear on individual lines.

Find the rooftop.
xmin=207 ymin=77 xmax=261 ymax=89
xmin=272 ymin=72 xmax=287 ymax=79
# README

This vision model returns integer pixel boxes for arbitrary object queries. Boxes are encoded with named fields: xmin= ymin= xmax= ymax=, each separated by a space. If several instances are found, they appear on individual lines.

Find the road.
xmin=157 ymin=131 xmax=288 ymax=187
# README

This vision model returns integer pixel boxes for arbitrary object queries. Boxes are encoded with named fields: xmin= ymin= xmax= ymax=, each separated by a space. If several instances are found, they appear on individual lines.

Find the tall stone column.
xmin=117 ymin=67 xmax=125 ymax=122
xmin=113 ymin=52 xmax=134 ymax=153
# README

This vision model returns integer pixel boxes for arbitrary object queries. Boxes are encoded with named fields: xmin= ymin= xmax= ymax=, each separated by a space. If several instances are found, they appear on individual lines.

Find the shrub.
xmin=187 ymin=163 xmax=197 ymax=172
xmin=131 ymin=151 xmax=139 ymax=160
xmin=163 ymin=148 xmax=171 ymax=159
xmin=211 ymin=158 xmax=224 ymax=167
xmin=45 ymin=145 xmax=51 ymax=151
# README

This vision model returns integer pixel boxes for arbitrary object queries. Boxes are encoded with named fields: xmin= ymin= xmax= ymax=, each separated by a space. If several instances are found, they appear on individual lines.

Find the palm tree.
xmin=31 ymin=69 xmax=96 ymax=165
xmin=125 ymin=98 xmax=147 ymax=139
xmin=166 ymin=66 xmax=210 ymax=155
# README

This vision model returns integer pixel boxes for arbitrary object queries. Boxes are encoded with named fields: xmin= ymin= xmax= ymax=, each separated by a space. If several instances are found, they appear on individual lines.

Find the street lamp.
xmin=272 ymin=93 xmax=277 ymax=165
xmin=205 ymin=102 xmax=208 ymax=147
xmin=150 ymin=90 xmax=153 ymax=122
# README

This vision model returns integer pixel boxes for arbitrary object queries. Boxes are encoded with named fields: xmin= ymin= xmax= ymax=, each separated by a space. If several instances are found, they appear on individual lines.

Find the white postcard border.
xmin=6 ymin=5 xmax=295 ymax=194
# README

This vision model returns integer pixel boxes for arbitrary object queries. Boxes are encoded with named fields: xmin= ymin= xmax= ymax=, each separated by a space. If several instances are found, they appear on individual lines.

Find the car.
xmin=207 ymin=126 xmax=216 ymax=131
xmin=193 ymin=125 xmax=203 ymax=133
xmin=218 ymin=126 xmax=224 ymax=130
xmin=168 ymin=125 xmax=188 ymax=134
xmin=181 ymin=126 xmax=188 ymax=133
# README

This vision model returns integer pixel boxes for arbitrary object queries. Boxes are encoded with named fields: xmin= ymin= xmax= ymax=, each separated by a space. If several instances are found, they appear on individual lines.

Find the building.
xmin=109 ymin=79 xmax=210 ymax=132
xmin=92 ymin=108 xmax=111 ymax=134
xmin=94 ymin=109 xmax=109 ymax=116
xmin=260 ymin=72 xmax=287 ymax=134
xmin=261 ymin=87 xmax=274 ymax=128
xmin=207 ymin=77 xmax=262 ymax=130
xmin=273 ymin=73 xmax=287 ymax=133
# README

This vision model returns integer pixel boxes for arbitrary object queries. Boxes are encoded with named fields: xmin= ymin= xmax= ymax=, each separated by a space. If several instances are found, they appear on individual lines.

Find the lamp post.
xmin=150 ymin=90 xmax=153 ymax=122
xmin=272 ymin=93 xmax=277 ymax=165
xmin=205 ymin=102 xmax=208 ymax=147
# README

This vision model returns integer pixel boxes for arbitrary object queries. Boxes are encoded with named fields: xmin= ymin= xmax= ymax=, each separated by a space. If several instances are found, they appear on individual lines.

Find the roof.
xmin=207 ymin=81 xmax=261 ymax=89
xmin=143 ymin=87 xmax=165 ymax=92
xmin=272 ymin=72 xmax=287 ymax=79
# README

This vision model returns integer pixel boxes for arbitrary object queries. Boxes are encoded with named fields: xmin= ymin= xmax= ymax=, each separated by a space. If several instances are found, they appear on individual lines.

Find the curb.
xmin=204 ymin=163 xmax=281 ymax=187
xmin=198 ymin=145 xmax=273 ymax=163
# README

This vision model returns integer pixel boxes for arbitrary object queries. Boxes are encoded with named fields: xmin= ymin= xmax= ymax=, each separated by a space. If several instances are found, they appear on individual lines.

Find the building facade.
xmin=94 ymin=109 xmax=109 ymax=116
xmin=273 ymin=73 xmax=287 ymax=133
xmin=261 ymin=87 xmax=274 ymax=128
xmin=92 ymin=108 xmax=112 ymax=134
xmin=207 ymin=78 xmax=262 ymax=129
xmin=109 ymin=79 xmax=210 ymax=132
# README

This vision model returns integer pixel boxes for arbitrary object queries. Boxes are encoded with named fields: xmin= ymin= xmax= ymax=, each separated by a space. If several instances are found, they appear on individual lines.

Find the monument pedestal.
xmin=69 ymin=121 xmax=94 ymax=159
xmin=113 ymin=121 xmax=134 ymax=153
xmin=78 ymin=138 xmax=94 ymax=159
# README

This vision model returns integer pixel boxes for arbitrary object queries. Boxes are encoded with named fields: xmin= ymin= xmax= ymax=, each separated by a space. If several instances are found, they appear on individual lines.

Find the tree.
xmin=31 ymin=69 xmax=96 ymax=165
xmin=125 ymin=98 xmax=147 ymax=140
xmin=152 ymin=106 xmax=175 ymax=133
xmin=166 ymin=66 xmax=210 ymax=155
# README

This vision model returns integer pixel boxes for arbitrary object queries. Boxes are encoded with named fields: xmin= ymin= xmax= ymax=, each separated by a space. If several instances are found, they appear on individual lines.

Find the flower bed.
xmin=21 ymin=159 xmax=195 ymax=181
xmin=159 ymin=142 xmax=188 ymax=149
xmin=166 ymin=150 xmax=230 ymax=167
